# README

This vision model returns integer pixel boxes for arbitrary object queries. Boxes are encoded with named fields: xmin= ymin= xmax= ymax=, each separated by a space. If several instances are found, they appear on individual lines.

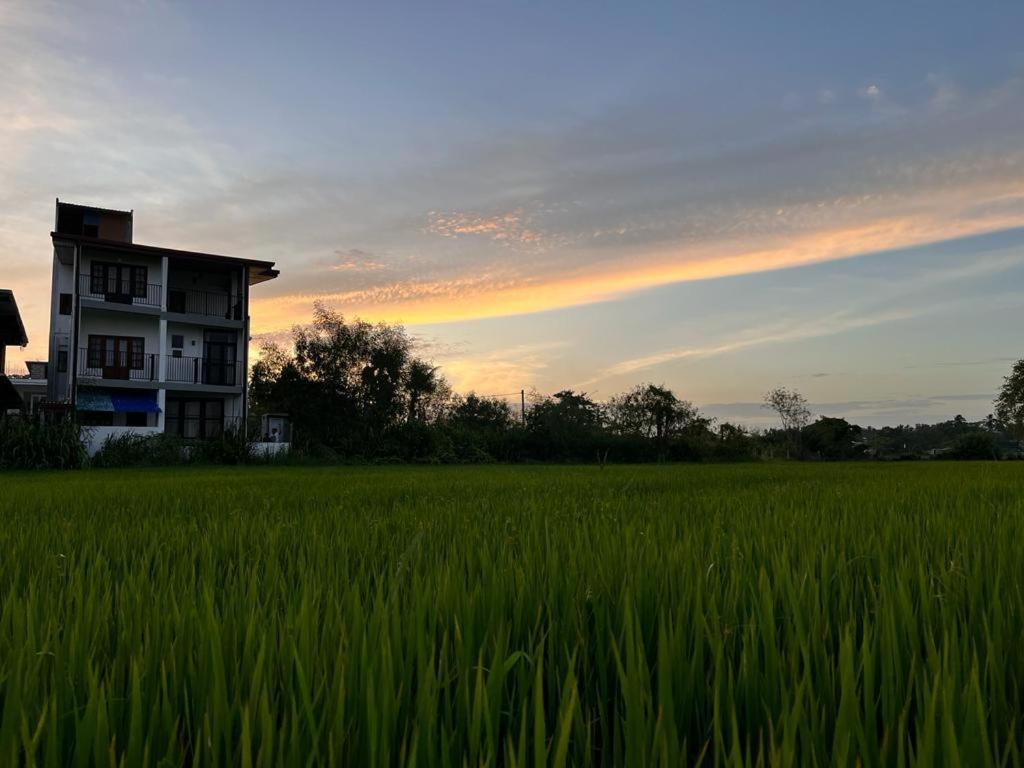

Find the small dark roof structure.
xmin=57 ymin=200 xmax=133 ymax=217
xmin=51 ymin=233 xmax=279 ymax=285
xmin=0 ymin=290 xmax=28 ymax=347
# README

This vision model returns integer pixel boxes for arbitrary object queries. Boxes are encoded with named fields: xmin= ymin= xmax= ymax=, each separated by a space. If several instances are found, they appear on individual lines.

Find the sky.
xmin=3 ymin=1 xmax=1024 ymax=426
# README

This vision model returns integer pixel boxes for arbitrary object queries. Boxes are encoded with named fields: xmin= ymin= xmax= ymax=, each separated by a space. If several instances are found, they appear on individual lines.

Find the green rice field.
xmin=0 ymin=463 xmax=1022 ymax=766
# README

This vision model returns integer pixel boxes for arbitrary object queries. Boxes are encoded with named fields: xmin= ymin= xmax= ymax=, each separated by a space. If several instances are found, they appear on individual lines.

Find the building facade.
xmin=47 ymin=201 xmax=278 ymax=452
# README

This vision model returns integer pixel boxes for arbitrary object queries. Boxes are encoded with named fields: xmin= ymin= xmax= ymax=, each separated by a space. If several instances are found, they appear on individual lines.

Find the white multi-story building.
xmin=46 ymin=201 xmax=279 ymax=453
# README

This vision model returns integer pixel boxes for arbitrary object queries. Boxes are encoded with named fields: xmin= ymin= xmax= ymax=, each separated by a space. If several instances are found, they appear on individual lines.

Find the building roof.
xmin=51 ymin=233 xmax=280 ymax=285
xmin=0 ymin=290 xmax=28 ymax=347
xmin=56 ymin=199 xmax=133 ymax=217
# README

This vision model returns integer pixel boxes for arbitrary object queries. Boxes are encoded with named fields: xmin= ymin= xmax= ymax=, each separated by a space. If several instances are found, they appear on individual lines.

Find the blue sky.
xmin=3 ymin=1 xmax=1024 ymax=425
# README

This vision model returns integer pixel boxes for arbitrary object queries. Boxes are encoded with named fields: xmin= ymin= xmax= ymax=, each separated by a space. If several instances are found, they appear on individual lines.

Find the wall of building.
xmin=81 ymin=425 xmax=161 ymax=456
xmin=47 ymin=247 xmax=76 ymax=401
xmin=80 ymin=247 xmax=162 ymax=286
xmin=79 ymin=310 xmax=161 ymax=357
xmin=166 ymin=263 xmax=240 ymax=295
xmin=165 ymin=322 xmax=242 ymax=356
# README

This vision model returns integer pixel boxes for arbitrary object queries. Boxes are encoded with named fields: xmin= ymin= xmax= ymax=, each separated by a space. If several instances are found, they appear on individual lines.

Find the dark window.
xmin=165 ymin=399 xmax=180 ymax=436
xmin=171 ymin=334 xmax=184 ymax=348
xmin=165 ymin=397 xmax=224 ymax=439
xmin=59 ymin=293 xmax=72 ymax=315
xmin=125 ymin=412 xmax=148 ymax=427
xmin=87 ymin=336 xmax=104 ymax=367
xmin=203 ymin=330 xmax=237 ymax=386
xmin=86 ymin=335 xmax=146 ymax=370
xmin=89 ymin=262 xmax=148 ymax=299
xmin=172 ymin=349 xmax=182 ymax=358
xmin=131 ymin=266 xmax=147 ymax=298
xmin=57 ymin=350 xmax=68 ymax=373
xmin=82 ymin=212 xmax=100 ymax=238
xmin=90 ymin=263 xmax=105 ymax=294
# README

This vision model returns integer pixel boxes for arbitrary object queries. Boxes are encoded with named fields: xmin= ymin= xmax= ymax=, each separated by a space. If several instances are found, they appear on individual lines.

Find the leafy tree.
xmin=763 ymin=387 xmax=811 ymax=457
xmin=449 ymin=393 xmax=515 ymax=430
xmin=249 ymin=303 xmax=447 ymax=452
xmin=948 ymin=432 xmax=1002 ymax=460
xmin=606 ymin=383 xmax=706 ymax=442
xmin=525 ymin=390 xmax=604 ymax=460
xmin=405 ymin=360 xmax=442 ymax=423
xmin=995 ymin=358 xmax=1024 ymax=440
xmin=801 ymin=416 xmax=864 ymax=460
xmin=763 ymin=387 xmax=811 ymax=432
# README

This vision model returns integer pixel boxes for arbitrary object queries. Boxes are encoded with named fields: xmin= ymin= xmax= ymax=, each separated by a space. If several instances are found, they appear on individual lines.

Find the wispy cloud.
xmin=587 ymin=307 xmax=925 ymax=383
xmin=425 ymin=210 xmax=545 ymax=245
xmin=327 ymin=249 xmax=390 ymax=272
xmin=435 ymin=342 xmax=567 ymax=394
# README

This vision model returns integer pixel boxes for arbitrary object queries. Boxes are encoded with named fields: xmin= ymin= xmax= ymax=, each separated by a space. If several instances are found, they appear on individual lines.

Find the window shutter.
xmin=90 ymin=263 xmax=105 ymax=294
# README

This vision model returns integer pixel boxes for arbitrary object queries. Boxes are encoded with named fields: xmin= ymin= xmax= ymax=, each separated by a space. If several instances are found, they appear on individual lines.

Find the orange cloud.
xmin=425 ymin=210 xmax=545 ymax=245
xmin=251 ymin=187 xmax=1024 ymax=335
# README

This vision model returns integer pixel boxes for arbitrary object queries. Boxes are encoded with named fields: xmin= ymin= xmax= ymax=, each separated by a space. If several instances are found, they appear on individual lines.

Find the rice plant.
xmin=0 ymin=462 xmax=1021 ymax=765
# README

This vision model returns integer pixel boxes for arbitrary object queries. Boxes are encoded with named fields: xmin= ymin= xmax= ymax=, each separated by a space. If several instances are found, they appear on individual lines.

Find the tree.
xmin=405 ymin=360 xmax=441 ymax=423
xmin=762 ymin=387 xmax=811 ymax=457
xmin=995 ymin=358 xmax=1024 ymax=440
xmin=248 ymin=303 xmax=449 ymax=451
xmin=606 ymin=383 xmax=706 ymax=442
xmin=525 ymin=390 xmax=604 ymax=460
xmin=801 ymin=416 xmax=864 ymax=460
xmin=763 ymin=387 xmax=811 ymax=432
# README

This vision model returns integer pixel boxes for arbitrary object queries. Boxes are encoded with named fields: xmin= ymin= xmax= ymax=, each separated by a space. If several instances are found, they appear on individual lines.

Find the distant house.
xmin=45 ymin=200 xmax=279 ymax=454
xmin=0 ymin=289 xmax=29 ymax=413
xmin=8 ymin=361 xmax=48 ymax=415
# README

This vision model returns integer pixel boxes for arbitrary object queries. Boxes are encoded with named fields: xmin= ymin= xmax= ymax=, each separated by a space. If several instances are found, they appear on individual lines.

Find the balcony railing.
xmin=79 ymin=274 xmax=162 ymax=308
xmin=165 ymin=355 xmax=241 ymax=386
xmin=77 ymin=350 xmax=242 ymax=387
xmin=167 ymin=287 xmax=243 ymax=320
xmin=77 ymin=348 xmax=159 ymax=382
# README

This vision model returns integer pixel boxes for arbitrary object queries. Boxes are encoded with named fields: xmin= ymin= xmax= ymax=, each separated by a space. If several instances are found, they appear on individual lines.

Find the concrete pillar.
xmin=160 ymin=256 xmax=169 ymax=311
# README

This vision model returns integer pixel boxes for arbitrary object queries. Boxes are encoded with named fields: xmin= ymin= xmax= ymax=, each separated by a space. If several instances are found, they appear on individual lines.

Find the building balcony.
xmin=165 ymin=354 xmax=242 ymax=387
xmin=166 ymin=287 xmax=243 ymax=320
xmin=77 ymin=348 xmax=159 ymax=383
xmin=79 ymin=273 xmax=162 ymax=308
xmin=77 ymin=350 xmax=242 ymax=389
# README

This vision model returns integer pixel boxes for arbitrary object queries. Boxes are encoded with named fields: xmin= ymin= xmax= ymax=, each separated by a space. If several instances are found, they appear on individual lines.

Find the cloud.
xmin=434 ymin=342 xmax=568 ymax=394
xmin=425 ymin=210 xmax=545 ymax=245
xmin=328 ymin=249 xmax=390 ymax=272
xmin=859 ymin=83 xmax=882 ymax=99
xmin=586 ymin=306 xmax=926 ymax=383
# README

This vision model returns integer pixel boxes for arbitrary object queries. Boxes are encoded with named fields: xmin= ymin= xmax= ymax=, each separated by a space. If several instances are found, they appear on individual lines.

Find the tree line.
xmin=248 ymin=306 xmax=1024 ymax=463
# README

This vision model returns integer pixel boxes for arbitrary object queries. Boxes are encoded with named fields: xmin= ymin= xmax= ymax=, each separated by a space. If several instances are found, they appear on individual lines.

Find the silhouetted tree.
xmin=995 ymin=358 xmax=1024 ymax=440
xmin=762 ymin=387 xmax=811 ymax=458
xmin=801 ymin=416 xmax=864 ymax=460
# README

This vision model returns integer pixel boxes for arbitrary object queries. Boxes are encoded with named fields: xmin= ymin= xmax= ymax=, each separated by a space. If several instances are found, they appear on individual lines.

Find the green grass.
xmin=0 ymin=462 xmax=1022 ymax=766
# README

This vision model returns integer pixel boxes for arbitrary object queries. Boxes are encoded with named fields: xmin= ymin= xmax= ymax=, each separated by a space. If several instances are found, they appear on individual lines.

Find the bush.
xmin=948 ymin=432 xmax=1002 ymax=460
xmin=90 ymin=432 xmax=189 ymax=468
xmin=91 ymin=426 xmax=255 ymax=468
xmin=192 ymin=426 xmax=255 ymax=465
xmin=0 ymin=414 xmax=86 ymax=470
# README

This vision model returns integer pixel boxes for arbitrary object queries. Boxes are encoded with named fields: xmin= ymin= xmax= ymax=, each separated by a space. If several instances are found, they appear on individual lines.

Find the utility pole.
xmin=521 ymin=389 xmax=526 ymax=424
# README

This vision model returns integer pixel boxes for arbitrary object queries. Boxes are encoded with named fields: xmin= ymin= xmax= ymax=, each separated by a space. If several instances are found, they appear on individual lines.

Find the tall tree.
xmin=249 ymin=303 xmax=448 ymax=450
xmin=763 ymin=387 xmax=812 ymax=433
xmin=606 ymin=383 xmax=706 ymax=442
xmin=995 ymin=358 xmax=1024 ymax=440
xmin=763 ymin=387 xmax=811 ymax=457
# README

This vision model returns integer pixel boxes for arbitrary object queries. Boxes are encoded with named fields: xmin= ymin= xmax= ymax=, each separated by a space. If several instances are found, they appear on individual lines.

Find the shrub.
xmin=0 ymin=414 xmax=86 ymax=470
xmin=90 ymin=432 xmax=189 ymax=468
